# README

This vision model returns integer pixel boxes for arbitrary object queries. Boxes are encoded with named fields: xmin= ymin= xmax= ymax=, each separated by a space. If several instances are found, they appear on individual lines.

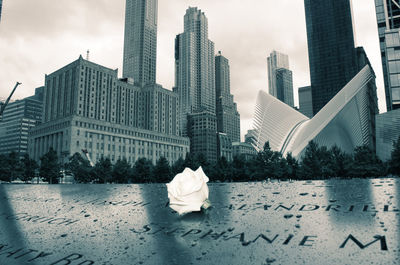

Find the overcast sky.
xmin=0 ymin=0 xmax=385 ymax=140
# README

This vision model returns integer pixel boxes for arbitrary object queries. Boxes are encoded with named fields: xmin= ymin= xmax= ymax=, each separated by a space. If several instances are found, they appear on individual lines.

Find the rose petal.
xmin=166 ymin=167 xmax=210 ymax=215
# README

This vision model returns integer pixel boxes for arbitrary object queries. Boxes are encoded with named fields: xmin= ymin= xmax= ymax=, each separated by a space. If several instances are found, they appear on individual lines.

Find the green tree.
xmin=328 ymin=145 xmax=353 ymax=178
xmin=112 ymin=158 xmax=131 ymax=183
xmin=231 ymin=155 xmax=250 ymax=181
xmin=93 ymin=157 xmax=112 ymax=183
xmin=7 ymin=152 xmax=20 ymax=182
xmin=351 ymin=145 xmax=384 ymax=178
xmin=0 ymin=154 xmax=8 ymax=182
xmin=211 ymin=156 xmax=232 ymax=182
xmin=133 ymin=158 xmax=153 ymax=183
xmin=7 ymin=152 xmax=23 ymax=182
xmin=65 ymin=152 xmax=93 ymax=183
xmin=299 ymin=141 xmax=323 ymax=179
xmin=153 ymin=157 xmax=171 ymax=183
xmin=251 ymin=142 xmax=284 ymax=180
xmin=171 ymin=157 xmax=185 ymax=176
xmin=389 ymin=135 xmax=400 ymax=176
xmin=285 ymin=152 xmax=299 ymax=180
xmin=20 ymin=153 xmax=38 ymax=183
xmin=40 ymin=148 xmax=60 ymax=184
xmin=183 ymin=153 xmax=197 ymax=170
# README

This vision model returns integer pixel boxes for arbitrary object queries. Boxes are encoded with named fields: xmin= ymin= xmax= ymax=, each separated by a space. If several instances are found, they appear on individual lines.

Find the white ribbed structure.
xmin=252 ymin=65 xmax=377 ymax=159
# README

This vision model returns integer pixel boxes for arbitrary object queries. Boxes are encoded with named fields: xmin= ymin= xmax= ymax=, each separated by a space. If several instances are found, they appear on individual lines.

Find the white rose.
xmin=166 ymin=167 xmax=210 ymax=215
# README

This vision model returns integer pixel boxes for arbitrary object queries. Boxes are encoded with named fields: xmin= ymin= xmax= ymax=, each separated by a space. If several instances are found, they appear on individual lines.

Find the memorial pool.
xmin=0 ymin=178 xmax=399 ymax=264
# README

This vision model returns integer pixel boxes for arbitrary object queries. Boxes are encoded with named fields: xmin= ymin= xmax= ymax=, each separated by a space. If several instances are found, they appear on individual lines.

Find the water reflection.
xmin=137 ymin=181 xmax=231 ymax=264
xmin=0 ymin=185 xmax=37 ymax=265
xmin=324 ymin=178 xmax=376 ymax=225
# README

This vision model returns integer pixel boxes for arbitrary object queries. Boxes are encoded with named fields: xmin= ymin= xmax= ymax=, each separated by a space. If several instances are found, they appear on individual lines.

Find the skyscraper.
xmin=215 ymin=51 xmax=240 ymax=143
xmin=123 ymin=0 xmax=157 ymax=87
xmin=267 ymin=51 xmax=289 ymax=98
xmin=375 ymin=0 xmax=400 ymax=111
xmin=175 ymin=7 xmax=216 ymax=133
xmin=304 ymin=0 xmax=357 ymax=115
xmin=275 ymin=68 xmax=294 ymax=107
xmin=175 ymin=7 xmax=217 ymax=162
xmin=298 ymin=86 xmax=313 ymax=118
xmin=0 ymin=0 xmax=3 ymax=22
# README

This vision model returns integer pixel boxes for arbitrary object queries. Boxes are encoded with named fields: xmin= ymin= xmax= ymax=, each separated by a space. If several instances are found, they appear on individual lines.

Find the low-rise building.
xmin=232 ymin=142 xmax=257 ymax=160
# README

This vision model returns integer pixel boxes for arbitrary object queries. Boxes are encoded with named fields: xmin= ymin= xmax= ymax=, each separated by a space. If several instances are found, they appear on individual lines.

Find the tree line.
xmin=0 ymin=136 xmax=399 ymax=184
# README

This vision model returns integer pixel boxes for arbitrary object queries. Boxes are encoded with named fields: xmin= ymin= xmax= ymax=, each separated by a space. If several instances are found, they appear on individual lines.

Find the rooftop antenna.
xmin=86 ymin=50 xmax=90 ymax=61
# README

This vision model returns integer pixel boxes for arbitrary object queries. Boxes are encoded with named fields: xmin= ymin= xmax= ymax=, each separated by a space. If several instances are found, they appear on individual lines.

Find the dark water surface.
xmin=0 ymin=178 xmax=399 ymax=264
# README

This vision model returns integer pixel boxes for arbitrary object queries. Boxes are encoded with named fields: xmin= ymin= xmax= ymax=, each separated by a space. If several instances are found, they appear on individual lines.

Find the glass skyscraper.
xmin=375 ymin=0 xmax=400 ymax=111
xmin=267 ymin=51 xmax=290 ymax=99
xmin=298 ymin=86 xmax=313 ymax=118
xmin=267 ymin=51 xmax=294 ymax=107
xmin=0 ymin=0 xmax=3 ymax=22
xmin=123 ymin=0 xmax=158 ymax=87
xmin=174 ymin=7 xmax=216 ymax=135
xmin=304 ymin=0 xmax=357 ymax=115
xmin=174 ymin=7 xmax=217 ymax=162
xmin=275 ymin=68 xmax=294 ymax=107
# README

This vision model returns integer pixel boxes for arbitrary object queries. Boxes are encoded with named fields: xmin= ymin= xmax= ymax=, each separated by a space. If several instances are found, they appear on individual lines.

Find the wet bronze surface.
xmin=0 ymin=178 xmax=399 ymax=264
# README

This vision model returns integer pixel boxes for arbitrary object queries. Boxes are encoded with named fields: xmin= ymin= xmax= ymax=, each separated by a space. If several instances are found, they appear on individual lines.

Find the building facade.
xmin=187 ymin=112 xmax=217 ymax=163
xmin=267 ymin=51 xmax=289 ymax=99
xmin=304 ymin=0 xmax=357 ymax=115
xmin=376 ymin=108 xmax=400 ymax=161
xmin=232 ymin=142 xmax=257 ymax=161
xmin=275 ymin=68 xmax=294 ymax=107
xmin=375 ymin=0 xmax=400 ymax=111
xmin=174 ymin=7 xmax=217 ymax=163
xmin=123 ymin=0 xmax=158 ymax=86
xmin=29 ymin=57 xmax=189 ymax=165
xmin=0 ymin=87 xmax=43 ymax=157
xmin=217 ymin=132 xmax=232 ymax=161
xmin=215 ymin=51 xmax=240 ymax=143
xmin=298 ymin=86 xmax=313 ymax=118
xmin=174 ymin=7 xmax=216 ymax=136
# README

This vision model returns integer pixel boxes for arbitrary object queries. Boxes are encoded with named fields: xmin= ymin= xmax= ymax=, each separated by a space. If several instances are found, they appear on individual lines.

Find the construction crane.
xmin=81 ymin=149 xmax=95 ymax=167
xmin=0 ymin=82 xmax=21 ymax=121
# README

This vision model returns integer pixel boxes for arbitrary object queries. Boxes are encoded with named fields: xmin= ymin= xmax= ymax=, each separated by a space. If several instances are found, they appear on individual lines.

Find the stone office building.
xmin=29 ymin=56 xmax=189 ymax=165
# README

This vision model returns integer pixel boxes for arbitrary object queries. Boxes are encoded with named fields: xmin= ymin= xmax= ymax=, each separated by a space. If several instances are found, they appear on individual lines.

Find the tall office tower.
xmin=304 ymin=0 xmax=357 ymax=115
xmin=30 ymin=56 xmax=190 ymax=166
xmin=123 ymin=0 xmax=158 ymax=86
xmin=175 ymin=7 xmax=217 ymax=162
xmin=0 ymin=0 xmax=3 ymax=22
xmin=215 ymin=51 xmax=240 ymax=143
xmin=267 ymin=51 xmax=290 ymax=98
xmin=298 ymin=86 xmax=313 ymax=118
xmin=0 ymin=87 xmax=43 ymax=157
xmin=375 ymin=0 xmax=400 ymax=110
xmin=275 ymin=68 xmax=294 ymax=107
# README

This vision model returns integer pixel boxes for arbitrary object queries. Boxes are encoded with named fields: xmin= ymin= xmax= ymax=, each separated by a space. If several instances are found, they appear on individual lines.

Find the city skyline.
xmin=0 ymin=0 xmax=385 ymax=140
